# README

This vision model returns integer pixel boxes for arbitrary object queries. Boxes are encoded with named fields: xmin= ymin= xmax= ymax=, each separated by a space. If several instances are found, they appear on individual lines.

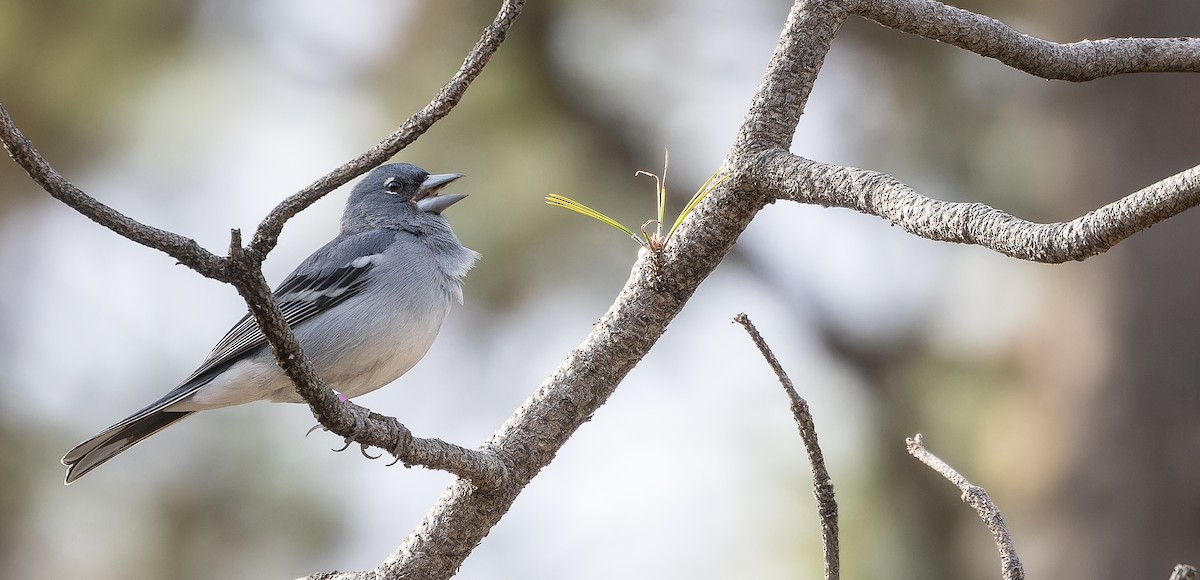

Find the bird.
xmin=61 ymin=163 xmax=480 ymax=484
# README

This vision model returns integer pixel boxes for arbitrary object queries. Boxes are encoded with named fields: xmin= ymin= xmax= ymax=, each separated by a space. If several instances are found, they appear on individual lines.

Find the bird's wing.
xmin=101 ymin=230 xmax=399 ymax=430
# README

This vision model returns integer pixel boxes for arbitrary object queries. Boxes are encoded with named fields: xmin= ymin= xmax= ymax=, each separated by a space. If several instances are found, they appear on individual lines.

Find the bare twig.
xmin=735 ymin=313 xmax=839 ymax=580
xmin=855 ymin=0 xmax=1200 ymax=82
xmin=1169 ymin=564 xmax=1198 ymax=580
xmin=906 ymin=434 xmax=1024 ymax=580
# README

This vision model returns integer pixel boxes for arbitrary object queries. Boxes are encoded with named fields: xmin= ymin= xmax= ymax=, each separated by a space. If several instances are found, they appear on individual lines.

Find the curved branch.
xmin=0 ymin=104 xmax=227 ymax=280
xmin=907 ymin=434 xmax=1024 ymax=580
xmin=855 ymin=0 xmax=1200 ymax=81
xmin=754 ymin=150 xmax=1200 ymax=263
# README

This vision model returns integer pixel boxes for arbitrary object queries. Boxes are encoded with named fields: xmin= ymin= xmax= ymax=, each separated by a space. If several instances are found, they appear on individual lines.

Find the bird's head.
xmin=343 ymin=163 xmax=467 ymax=232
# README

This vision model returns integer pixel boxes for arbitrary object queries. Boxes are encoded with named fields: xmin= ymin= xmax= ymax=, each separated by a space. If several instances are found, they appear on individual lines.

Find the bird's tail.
xmin=61 ymin=411 xmax=194 ymax=484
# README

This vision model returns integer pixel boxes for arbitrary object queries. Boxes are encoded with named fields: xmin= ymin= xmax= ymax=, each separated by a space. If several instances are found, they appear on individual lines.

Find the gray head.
xmin=342 ymin=163 xmax=467 ymax=233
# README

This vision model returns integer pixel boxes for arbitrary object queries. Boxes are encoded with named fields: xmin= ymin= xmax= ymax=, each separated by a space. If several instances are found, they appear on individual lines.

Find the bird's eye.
xmin=384 ymin=178 xmax=403 ymax=194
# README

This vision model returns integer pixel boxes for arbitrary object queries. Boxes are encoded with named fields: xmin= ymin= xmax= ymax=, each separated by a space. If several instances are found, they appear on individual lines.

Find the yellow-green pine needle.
xmin=667 ymin=170 xmax=730 ymax=238
xmin=635 ymin=169 xmax=666 ymax=243
xmin=546 ymin=194 xmax=644 ymax=244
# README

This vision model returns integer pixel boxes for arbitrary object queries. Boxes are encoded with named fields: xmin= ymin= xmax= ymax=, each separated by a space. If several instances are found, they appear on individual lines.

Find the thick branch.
xmin=735 ymin=314 xmax=839 ymax=580
xmin=734 ymin=0 xmax=850 ymax=152
xmin=753 ymin=151 xmax=1200 ymax=263
xmin=856 ymin=0 xmax=1200 ymax=81
xmin=907 ymin=434 xmax=1024 ymax=580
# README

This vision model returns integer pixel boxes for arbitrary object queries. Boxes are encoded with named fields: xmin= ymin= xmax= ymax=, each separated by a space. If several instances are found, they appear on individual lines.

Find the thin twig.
xmin=735 ymin=313 xmax=839 ymax=580
xmin=906 ymin=434 xmax=1024 ymax=580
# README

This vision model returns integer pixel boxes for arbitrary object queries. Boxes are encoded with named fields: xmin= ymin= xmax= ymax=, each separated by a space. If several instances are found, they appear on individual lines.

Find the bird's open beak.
xmin=415 ymin=173 xmax=467 ymax=214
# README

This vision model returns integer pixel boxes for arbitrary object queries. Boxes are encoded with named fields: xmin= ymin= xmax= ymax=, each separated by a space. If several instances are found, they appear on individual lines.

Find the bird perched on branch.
xmin=62 ymin=163 xmax=479 ymax=484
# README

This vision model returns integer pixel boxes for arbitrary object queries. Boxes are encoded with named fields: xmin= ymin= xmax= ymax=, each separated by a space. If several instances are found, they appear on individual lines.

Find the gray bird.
xmin=62 ymin=163 xmax=479 ymax=484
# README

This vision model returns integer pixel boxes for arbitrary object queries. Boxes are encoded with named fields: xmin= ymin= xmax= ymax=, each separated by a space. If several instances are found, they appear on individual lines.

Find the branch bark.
xmin=735 ymin=314 xmax=839 ymax=580
xmin=907 ymin=434 xmax=1024 ymax=580
xmin=751 ymin=153 xmax=1200 ymax=263
xmin=855 ymin=0 xmax=1200 ymax=81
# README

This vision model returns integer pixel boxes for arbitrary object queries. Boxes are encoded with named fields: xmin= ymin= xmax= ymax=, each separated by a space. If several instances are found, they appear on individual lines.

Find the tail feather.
xmin=62 ymin=411 xmax=194 ymax=484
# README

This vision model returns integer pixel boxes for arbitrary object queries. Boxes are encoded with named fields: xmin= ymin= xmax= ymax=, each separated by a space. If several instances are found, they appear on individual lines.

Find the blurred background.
xmin=1 ymin=0 xmax=1199 ymax=578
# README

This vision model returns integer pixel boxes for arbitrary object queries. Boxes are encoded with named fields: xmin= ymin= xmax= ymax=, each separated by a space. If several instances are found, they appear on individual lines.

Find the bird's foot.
xmin=305 ymin=393 xmax=381 ymax=458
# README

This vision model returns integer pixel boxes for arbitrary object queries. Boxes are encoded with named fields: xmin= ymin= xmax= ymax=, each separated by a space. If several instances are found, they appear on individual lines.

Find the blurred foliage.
xmin=0 ymin=0 xmax=190 ymax=196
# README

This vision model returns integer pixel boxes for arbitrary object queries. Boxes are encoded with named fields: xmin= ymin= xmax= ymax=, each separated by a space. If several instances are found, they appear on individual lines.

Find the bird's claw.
xmin=305 ymin=399 xmax=383 ymax=459
xmin=331 ymin=401 xmax=368 ymax=453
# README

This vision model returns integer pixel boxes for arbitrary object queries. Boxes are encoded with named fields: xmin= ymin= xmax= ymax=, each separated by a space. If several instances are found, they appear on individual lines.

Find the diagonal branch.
xmin=752 ymin=151 xmax=1200 ymax=263
xmin=735 ymin=314 xmax=839 ymax=580
xmin=855 ymin=0 xmax=1200 ymax=81
xmin=0 ymin=104 xmax=227 ymax=280
xmin=907 ymin=434 xmax=1024 ymax=580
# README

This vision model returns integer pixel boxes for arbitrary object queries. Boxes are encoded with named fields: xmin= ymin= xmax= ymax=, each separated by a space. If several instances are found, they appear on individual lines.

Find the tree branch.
xmin=735 ymin=314 xmax=839 ymax=580
xmin=0 ymin=104 xmax=227 ymax=280
xmin=753 ymin=151 xmax=1200 ymax=263
xmin=855 ymin=0 xmax=1200 ymax=81
xmin=906 ymin=434 xmax=1024 ymax=580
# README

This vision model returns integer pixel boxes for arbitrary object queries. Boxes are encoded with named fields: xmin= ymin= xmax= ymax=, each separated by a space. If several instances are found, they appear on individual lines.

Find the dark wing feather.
xmin=185 ymin=230 xmax=396 ymax=381
xmin=90 ymin=230 xmax=397 ymax=432
xmin=63 ymin=229 xmax=400 ymax=482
